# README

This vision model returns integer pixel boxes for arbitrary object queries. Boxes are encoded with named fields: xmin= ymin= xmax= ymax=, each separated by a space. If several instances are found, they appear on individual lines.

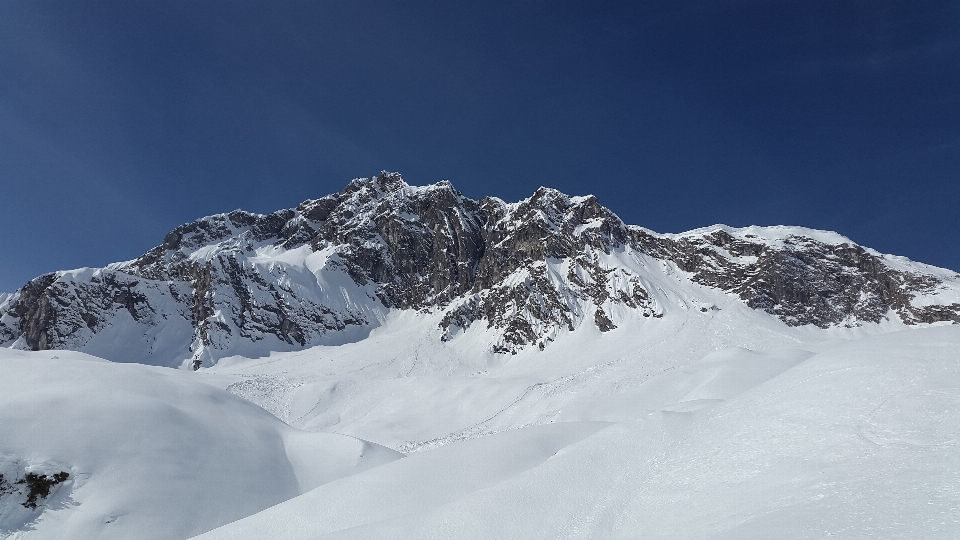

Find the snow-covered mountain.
xmin=2 ymin=173 xmax=960 ymax=539
xmin=2 ymin=172 xmax=959 ymax=369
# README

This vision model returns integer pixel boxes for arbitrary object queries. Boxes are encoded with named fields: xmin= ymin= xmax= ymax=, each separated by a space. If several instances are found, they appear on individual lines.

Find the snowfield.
xmin=0 ymin=351 xmax=399 ymax=539
xmin=2 ymin=307 xmax=958 ymax=539
xmin=189 ymin=325 xmax=960 ymax=540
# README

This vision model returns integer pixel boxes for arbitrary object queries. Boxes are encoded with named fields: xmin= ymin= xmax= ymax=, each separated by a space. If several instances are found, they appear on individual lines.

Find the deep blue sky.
xmin=2 ymin=1 xmax=959 ymax=292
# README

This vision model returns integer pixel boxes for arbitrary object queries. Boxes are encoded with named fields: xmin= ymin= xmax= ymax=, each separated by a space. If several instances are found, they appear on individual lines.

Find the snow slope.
xmin=192 ymin=326 xmax=960 ymax=540
xmin=0 ymin=350 xmax=400 ymax=540
xmin=194 ymin=421 xmax=611 ymax=540
xmin=197 ymin=264 xmax=913 ymax=452
xmin=2 ymin=287 xmax=958 ymax=539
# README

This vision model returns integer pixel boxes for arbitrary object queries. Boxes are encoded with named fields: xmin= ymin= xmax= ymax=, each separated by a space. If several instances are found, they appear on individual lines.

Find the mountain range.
xmin=2 ymin=172 xmax=958 ymax=370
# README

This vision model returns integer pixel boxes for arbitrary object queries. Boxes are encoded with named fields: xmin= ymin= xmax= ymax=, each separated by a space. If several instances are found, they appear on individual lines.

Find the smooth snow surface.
xmin=0 ymin=350 xmax=399 ymax=539
xmin=192 ymin=326 xmax=960 ymax=540
xmin=195 ymin=422 xmax=611 ymax=540
xmin=2 ymin=281 xmax=959 ymax=539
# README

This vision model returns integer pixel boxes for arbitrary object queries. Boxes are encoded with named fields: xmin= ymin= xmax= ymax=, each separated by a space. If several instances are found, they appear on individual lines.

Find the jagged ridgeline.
xmin=2 ymin=172 xmax=959 ymax=368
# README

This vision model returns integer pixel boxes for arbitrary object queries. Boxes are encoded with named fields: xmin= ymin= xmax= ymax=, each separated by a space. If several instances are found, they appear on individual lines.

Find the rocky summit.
xmin=2 ymin=172 xmax=959 ymax=369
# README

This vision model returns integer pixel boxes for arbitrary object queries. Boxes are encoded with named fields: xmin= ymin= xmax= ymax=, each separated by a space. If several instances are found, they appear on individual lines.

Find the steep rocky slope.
xmin=2 ymin=172 xmax=959 ymax=368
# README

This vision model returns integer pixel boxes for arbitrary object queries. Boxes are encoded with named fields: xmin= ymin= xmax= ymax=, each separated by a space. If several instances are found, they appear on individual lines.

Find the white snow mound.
xmin=0 ymin=350 xmax=400 ymax=540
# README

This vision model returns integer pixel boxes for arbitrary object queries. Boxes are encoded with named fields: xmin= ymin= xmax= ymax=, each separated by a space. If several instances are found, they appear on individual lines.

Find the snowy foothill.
xmin=2 ymin=304 xmax=959 ymax=538
xmin=193 ymin=325 xmax=960 ymax=540
xmin=0 ymin=350 xmax=399 ymax=539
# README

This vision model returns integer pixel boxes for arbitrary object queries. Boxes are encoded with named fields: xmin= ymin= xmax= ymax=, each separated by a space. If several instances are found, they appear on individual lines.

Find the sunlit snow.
xmin=2 ymin=303 xmax=958 ymax=538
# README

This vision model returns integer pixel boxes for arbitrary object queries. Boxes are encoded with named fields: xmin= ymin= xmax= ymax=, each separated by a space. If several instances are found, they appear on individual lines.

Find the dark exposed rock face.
xmin=3 ymin=273 xmax=58 ymax=350
xmin=1 ymin=172 xmax=958 ymax=366
xmin=1 ymin=272 xmax=156 ymax=352
xmin=436 ymin=188 xmax=661 ymax=353
xmin=307 ymin=176 xmax=487 ymax=309
xmin=631 ymin=228 xmax=959 ymax=328
xmin=0 ymin=464 xmax=70 ymax=511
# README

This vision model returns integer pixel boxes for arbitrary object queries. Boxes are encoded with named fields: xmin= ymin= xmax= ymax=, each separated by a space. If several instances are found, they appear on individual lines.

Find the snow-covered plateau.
xmin=1 ymin=173 xmax=958 ymax=539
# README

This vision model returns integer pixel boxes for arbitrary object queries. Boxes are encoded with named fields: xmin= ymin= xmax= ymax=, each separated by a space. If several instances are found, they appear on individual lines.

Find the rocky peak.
xmin=341 ymin=170 xmax=409 ymax=196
